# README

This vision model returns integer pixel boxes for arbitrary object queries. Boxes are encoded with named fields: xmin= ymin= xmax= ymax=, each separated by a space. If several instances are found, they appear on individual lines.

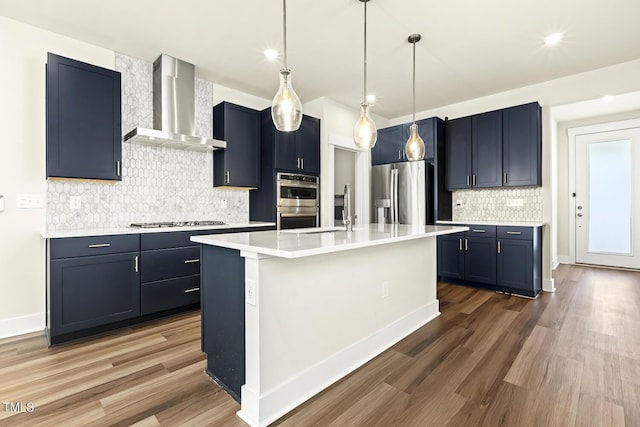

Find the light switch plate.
xmin=16 ymin=193 xmax=43 ymax=209
xmin=246 ymin=279 xmax=257 ymax=306
xmin=0 ymin=195 xmax=4 ymax=212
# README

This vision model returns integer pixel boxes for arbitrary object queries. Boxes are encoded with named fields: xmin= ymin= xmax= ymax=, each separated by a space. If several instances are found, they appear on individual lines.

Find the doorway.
xmin=334 ymin=148 xmax=356 ymax=226
xmin=569 ymin=120 xmax=640 ymax=269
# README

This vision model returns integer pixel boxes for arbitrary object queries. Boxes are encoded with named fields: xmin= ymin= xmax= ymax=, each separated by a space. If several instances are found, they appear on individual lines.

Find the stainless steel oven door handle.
xmin=279 ymin=212 xmax=318 ymax=217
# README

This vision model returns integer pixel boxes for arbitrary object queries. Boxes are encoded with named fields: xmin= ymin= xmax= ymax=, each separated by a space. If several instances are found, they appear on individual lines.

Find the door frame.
xmin=567 ymin=118 xmax=640 ymax=264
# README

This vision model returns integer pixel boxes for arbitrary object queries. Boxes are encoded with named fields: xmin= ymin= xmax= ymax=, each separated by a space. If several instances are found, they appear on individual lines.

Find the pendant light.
xmin=271 ymin=0 xmax=303 ymax=132
xmin=353 ymin=0 xmax=377 ymax=150
xmin=405 ymin=34 xmax=425 ymax=161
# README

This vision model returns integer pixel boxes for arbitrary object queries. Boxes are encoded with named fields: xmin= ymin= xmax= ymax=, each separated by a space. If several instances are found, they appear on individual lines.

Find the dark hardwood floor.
xmin=1 ymin=264 xmax=638 ymax=426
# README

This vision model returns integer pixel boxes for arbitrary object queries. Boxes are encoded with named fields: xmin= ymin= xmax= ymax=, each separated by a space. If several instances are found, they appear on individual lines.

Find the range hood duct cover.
xmin=124 ymin=54 xmax=226 ymax=152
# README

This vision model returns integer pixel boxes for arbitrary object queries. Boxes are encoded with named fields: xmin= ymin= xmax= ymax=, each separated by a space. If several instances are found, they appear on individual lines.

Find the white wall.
xmin=0 ymin=17 xmax=115 ymax=338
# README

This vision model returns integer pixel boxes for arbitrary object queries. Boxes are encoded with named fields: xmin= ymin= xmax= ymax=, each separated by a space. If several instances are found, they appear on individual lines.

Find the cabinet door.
xmin=273 ymin=129 xmax=298 ymax=171
xmin=497 ymin=239 xmax=534 ymax=293
xmin=46 ymin=53 xmax=122 ymax=181
xmin=297 ymin=115 xmax=321 ymax=175
xmin=445 ymin=117 xmax=472 ymax=189
xmin=415 ymin=118 xmax=435 ymax=161
xmin=213 ymin=102 xmax=260 ymax=188
xmin=472 ymin=110 xmax=502 ymax=188
xmin=50 ymin=253 xmax=139 ymax=335
xmin=464 ymin=236 xmax=497 ymax=285
xmin=503 ymin=102 xmax=541 ymax=187
xmin=437 ymin=234 xmax=465 ymax=279
xmin=374 ymin=125 xmax=405 ymax=165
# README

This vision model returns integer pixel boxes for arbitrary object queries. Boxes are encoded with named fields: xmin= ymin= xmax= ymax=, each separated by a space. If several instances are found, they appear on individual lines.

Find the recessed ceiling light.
xmin=602 ymin=95 xmax=614 ymax=103
xmin=264 ymin=49 xmax=279 ymax=61
xmin=366 ymin=94 xmax=376 ymax=104
xmin=544 ymin=33 xmax=564 ymax=46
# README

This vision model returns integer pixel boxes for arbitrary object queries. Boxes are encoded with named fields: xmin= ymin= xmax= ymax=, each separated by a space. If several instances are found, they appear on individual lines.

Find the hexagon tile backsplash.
xmin=451 ymin=188 xmax=543 ymax=223
xmin=46 ymin=53 xmax=249 ymax=232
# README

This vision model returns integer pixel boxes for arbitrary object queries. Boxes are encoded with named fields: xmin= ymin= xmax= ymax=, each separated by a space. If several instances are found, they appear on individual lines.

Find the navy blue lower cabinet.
xmin=437 ymin=234 xmax=465 ymax=279
xmin=200 ymin=245 xmax=246 ymax=402
xmin=464 ymin=236 xmax=497 ymax=285
xmin=496 ymin=226 xmax=542 ymax=297
xmin=49 ymin=252 xmax=140 ymax=336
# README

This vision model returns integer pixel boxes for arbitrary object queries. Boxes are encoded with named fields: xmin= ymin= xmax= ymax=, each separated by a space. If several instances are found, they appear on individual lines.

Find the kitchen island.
xmin=192 ymin=224 xmax=467 ymax=427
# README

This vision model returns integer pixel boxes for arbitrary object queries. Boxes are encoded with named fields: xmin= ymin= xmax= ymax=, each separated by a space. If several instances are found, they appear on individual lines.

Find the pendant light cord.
xmin=363 ymin=0 xmax=367 ymax=103
xmin=283 ymin=0 xmax=288 ymax=70
xmin=412 ymin=40 xmax=416 ymax=124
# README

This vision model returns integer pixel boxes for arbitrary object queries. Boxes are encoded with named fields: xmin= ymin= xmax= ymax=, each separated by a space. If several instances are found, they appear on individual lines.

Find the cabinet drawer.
xmin=465 ymin=225 xmax=496 ymax=238
xmin=141 ymin=230 xmax=220 ymax=250
xmin=497 ymin=226 xmax=533 ymax=240
xmin=50 ymin=234 xmax=140 ymax=259
xmin=141 ymin=275 xmax=200 ymax=315
xmin=141 ymin=246 xmax=200 ymax=283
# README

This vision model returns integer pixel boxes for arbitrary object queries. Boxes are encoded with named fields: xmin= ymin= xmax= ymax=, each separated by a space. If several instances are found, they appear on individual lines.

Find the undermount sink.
xmin=281 ymin=226 xmax=345 ymax=234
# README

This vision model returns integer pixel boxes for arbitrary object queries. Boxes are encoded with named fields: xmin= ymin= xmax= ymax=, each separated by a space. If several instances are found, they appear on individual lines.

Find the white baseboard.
xmin=543 ymin=278 xmax=556 ymax=293
xmin=557 ymin=256 xmax=572 ymax=265
xmin=237 ymin=300 xmax=440 ymax=427
xmin=552 ymin=257 xmax=560 ymax=270
xmin=0 ymin=312 xmax=45 ymax=339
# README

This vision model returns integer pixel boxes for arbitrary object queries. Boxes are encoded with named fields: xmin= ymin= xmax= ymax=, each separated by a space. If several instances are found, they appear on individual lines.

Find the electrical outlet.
xmin=507 ymin=198 xmax=524 ymax=207
xmin=221 ymin=199 xmax=228 ymax=209
xmin=246 ymin=279 xmax=256 ymax=306
xmin=382 ymin=281 xmax=389 ymax=298
xmin=69 ymin=196 xmax=81 ymax=210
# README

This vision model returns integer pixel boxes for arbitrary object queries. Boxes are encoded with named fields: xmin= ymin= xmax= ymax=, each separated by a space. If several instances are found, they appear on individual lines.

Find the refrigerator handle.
xmin=389 ymin=169 xmax=395 ymax=224
xmin=393 ymin=169 xmax=399 ymax=224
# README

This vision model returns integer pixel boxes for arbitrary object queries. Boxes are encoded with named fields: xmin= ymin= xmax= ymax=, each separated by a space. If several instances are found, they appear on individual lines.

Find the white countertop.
xmin=437 ymin=220 xmax=544 ymax=227
xmin=191 ymin=224 xmax=468 ymax=259
xmin=41 ymin=222 xmax=275 ymax=239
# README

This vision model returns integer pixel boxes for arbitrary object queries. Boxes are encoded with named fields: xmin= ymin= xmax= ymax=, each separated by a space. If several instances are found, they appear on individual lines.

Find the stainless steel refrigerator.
xmin=371 ymin=160 xmax=434 ymax=225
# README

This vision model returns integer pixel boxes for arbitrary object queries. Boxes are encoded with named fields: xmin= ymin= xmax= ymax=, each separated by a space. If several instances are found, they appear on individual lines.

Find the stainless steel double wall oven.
xmin=276 ymin=172 xmax=319 ymax=229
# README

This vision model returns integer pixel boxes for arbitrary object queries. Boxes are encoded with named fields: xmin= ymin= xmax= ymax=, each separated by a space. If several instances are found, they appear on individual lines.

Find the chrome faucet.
xmin=342 ymin=184 xmax=352 ymax=232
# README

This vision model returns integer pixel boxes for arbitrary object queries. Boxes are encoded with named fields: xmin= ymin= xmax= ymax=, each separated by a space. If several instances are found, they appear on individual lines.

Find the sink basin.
xmin=281 ymin=226 xmax=345 ymax=234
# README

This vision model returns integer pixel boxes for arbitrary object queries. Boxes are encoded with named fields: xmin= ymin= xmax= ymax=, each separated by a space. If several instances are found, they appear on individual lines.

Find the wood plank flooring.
xmin=1 ymin=264 xmax=639 ymax=426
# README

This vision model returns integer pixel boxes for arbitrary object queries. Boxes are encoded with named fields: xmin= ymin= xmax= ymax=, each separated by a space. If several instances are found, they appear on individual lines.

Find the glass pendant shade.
xmin=405 ymin=123 xmax=425 ymax=160
xmin=353 ymin=102 xmax=377 ymax=150
xmin=271 ymin=69 xmax=302 ymax=132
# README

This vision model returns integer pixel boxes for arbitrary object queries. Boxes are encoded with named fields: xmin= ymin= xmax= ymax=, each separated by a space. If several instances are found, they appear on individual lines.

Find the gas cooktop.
xmin=130 ymin=220 xmax=226 ymax=228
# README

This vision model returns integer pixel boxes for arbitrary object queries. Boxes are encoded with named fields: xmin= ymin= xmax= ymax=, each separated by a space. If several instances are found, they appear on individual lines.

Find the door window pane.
xmin=588 ymin=139 xmax=631 ymax=254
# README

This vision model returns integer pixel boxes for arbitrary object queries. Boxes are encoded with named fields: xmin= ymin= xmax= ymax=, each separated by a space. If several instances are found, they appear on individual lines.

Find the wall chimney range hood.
xmin=124 ymin=54 xmax=226 ymax=152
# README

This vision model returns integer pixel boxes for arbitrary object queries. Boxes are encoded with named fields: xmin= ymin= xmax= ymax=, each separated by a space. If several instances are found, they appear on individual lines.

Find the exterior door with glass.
xmin=575 ymin=127 xmax=640 ymax=268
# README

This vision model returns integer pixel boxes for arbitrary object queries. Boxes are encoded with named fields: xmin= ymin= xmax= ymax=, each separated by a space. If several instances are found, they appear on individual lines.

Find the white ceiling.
xmin=2 ymin=0 xmax=640 ymax=119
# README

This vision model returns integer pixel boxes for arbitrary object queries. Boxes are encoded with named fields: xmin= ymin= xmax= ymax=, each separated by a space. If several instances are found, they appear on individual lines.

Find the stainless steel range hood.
xmin=123 ymin=54 xmax=226 ymax=152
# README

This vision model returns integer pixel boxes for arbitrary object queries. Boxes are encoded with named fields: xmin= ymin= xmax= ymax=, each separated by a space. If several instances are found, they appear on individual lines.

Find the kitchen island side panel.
xmin=200 ymin=245 xmax=245 ymax=402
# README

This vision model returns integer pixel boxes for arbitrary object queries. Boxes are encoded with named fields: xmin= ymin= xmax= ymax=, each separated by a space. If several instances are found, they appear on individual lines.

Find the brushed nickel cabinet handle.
xmin=135 ymin=255 xmax=139 ymax=273
xmin=467 ymin=175 xmax=470 ymax=186
xmin=89 ymin=243 xmax=111 ymax=248
xmin=465 ymin=239 xmax=468 ymax=251
xmin=473 ymin=175 xmax=477 ymax=186
xmin=226 ymin=171 xmax=230 ymax=184
xmin=498 ymin=241 xmax=501 ymax=254
xmin=184 ymin=259 xmax=200 ymax=264
xmin=116 ymin=161 xmax=121 ymax=177
xmin=184 ymin=287 xmax=200 ymax=293
xmin=507 ymin=231 xmax=521 ymax=235
xmin=504 ymin=172 xmax=508 ymax=184
xmin=472 ymin=229 xmax=486 ymax=233
xmin=459 ymin=238 xmax=463 ymax=251
xmin=301 ymin=157 xmax=304 ymax=169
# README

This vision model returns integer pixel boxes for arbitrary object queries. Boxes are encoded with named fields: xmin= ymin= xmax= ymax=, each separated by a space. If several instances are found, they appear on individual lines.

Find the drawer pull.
xmin=184 ymin=259 xmax=200 ymax=264
xmin=459 ymin=238 xmax=463 ymax=251
xmin=507 ymin=231 xmax=522 ymax=235
xmin=498 ymin=241 xmax=501 ymax=254
xmin=472 ymin=229 xmax=486 ymax=233
xmin=89 ymin=243 xmax=111 ymax=248
xmin=135 ymin=255 xmax=139 ymax=273
xmin=184 ymin=287 xmax=200 ymax=293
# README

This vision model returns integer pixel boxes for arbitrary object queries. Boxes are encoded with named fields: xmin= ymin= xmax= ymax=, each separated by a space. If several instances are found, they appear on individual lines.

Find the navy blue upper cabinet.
xmin=502 ymin=102 xmax=542 ymax=187
xmin=373 ymin=119 xmax=437 ymax=166
xmin=372 ymin=125 xmax=404 ymax=165
xmin=446 ymin=102 xmax=541 ymax=189
xmin=213 ymin=102 xmax=260 ymax=188
xmin=472 ymin=110 xmax=503 ymax=188
xmin=445 ymin=117 xmax=472 ymax=189
xmin=262 ymin=110 xmax=321 ymax=176
xmin=46 ymin=53 xmax=122 ymax=181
